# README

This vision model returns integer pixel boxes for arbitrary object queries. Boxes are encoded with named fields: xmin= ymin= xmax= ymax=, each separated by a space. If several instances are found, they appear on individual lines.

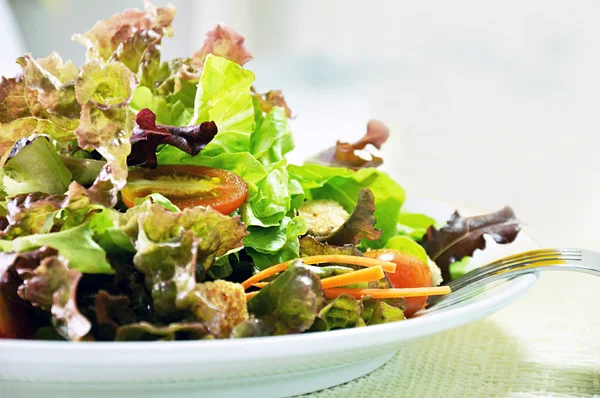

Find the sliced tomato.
xmin=364 ymin=249 xmax=432 ymax=317
xmin=122 ymin=165 xmax=248 ymax=214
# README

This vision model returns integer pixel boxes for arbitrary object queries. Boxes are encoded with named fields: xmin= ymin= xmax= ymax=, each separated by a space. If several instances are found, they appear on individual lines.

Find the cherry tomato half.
xmin=122 ymin=165 xmax=248 ymax=215
xmin=364 ymin=249 xmax=432 ymax=317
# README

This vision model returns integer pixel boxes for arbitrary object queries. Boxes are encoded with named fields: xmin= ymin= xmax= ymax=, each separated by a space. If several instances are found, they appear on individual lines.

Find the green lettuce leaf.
xmin=190 ymin=55 xmax=255 ymax=155
xmin=288 ymin=164 xmax=406 ymax=248
xmin=130 ymin=57 xmax=199 ymax=126
xmin=249 ymin=106 xmax=293 ymax=167
xmin=242 ymin=263 xmax=325 ymax=336
xmin=10 ymin=224 xmax=113 ymax=274
xmin=385 ymin=236 xmax=429 ymax=265
xmin=1 ymin=138 xmax=72 ymax=197
xmin=244 ymin=216 xmax=307 ymax=270
xmin=242 ymin=164 xmax=290 ymax=227
xmin=449 ymin=256 xmax=472 ymax=280
xmin=397 ymin=212 xmax=436 ymax=241
xmin=60 ymin=157 xmax=105 ymax=186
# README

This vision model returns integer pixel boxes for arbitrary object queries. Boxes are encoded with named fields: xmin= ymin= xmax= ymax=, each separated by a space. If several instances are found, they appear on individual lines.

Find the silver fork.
xmin=419 ymin=248 xmax=600 ymax=315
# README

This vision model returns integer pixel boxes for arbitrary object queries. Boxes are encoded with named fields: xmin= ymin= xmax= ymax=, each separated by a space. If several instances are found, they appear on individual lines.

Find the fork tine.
xmin=423 ymin=248 xmax=596 ymax=314
xmin=464 ymin=249 xmax=581 ymax=272
xmin=449 ymin=249 xmax=582 ymax=289
xmin=482 ymin=249 xmax=581 ymax=268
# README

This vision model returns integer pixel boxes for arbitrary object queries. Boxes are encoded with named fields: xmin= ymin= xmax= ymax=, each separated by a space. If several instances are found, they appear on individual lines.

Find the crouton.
xmin=299 ymin=200 xmax=349 ymax=237
xmin=196 ymin=280 xmax=248 ymax=334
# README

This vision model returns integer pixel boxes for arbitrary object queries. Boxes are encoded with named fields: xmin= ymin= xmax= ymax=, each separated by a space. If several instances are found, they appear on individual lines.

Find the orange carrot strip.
xmin=320 ymin=266 xmax=385 ymax=290
xmin=245 ymin=291 xmax=260 ymax=301
xmin=252 ymin=282 xmax=269 ymax=288
xmin=324 ymin=286 xmax=451 ymax=300
xmin=241 ymin=255 xmax=396 ymax=290
xmin=241 ymin=262 xmax=289 ymax=290
xmin=301 ymin=255 xmax=396 ymax=273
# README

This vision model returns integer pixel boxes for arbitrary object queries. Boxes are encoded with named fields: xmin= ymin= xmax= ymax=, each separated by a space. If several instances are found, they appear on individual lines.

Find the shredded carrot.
xmin=245 ymin=291 xmax=260 ymax=301
xmin=324 ymin=286 xmax=451 ymax=300
xmin=252 ymin=282 xmax=269 ymax=288
xmin=241 ymin=262 xmax=289 ymax=290
xmin=301 ymin=255 xmax=396 ymax=273
xmin=241 ymin=255 xmax=396 ymax=291
xmin=320 ymin=266 xmax=385 ymax=289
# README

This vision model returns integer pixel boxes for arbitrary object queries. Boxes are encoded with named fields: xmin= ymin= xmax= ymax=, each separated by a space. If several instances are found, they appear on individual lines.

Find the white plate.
xmin=0 ymin=196 xmax=539 ymax=398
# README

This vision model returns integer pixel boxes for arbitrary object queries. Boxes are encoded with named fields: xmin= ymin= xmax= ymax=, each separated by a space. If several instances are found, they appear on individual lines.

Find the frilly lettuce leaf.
xmin=93 ymin=290 xmax=137 ymax=340
xmin=1 ymin=192 xmax=67 ymax=238
xmin=317 ymin=188 xmax=381 ymax=246
xmin=361 ymin=299 xmax=405 ymax=325
xmin=17 ymin=53 xmax=80 ymax=119
xmin=115 ymin=321 xmax=213 ymax=341
xmin=72 ymin=2 xmax=175 ymax=86
xmin=420 ymin=206 xmax=522 ymax=282
xmin=0 ymin=186 xmax=126 ymax=274
xmin=239 ymin=263 xmax=325 ymax=336
xmin=155 ymin=57 xmax=200 ymax=106
xmin=192 ymin=25 xmax=253 ymax=67
xmin=74 ymin=61 xmax=137 ymax=206
xmin=17 ymin=254 xmax=91 ymax=340
xmin=288 ymin=164 xmax=406 ymax=248
xmin=311 ymin=294 xmax=364 ymax=331
xmin=252 ymin=87 xmax=292 ymax=118
xmin=0 ymin=74 xmax=79 ymax=166
xmin=127 ymin=204 xmax=247 ymax=331
xmin=128 ymin=108 xmax=217 ymax=168
xmin=310 ymin=120 xmax=389 ymax=169
xmin=0 ymin=246 xmax=57 ymax=304
xmin=190 ymin=55 xmax=255 ymax=155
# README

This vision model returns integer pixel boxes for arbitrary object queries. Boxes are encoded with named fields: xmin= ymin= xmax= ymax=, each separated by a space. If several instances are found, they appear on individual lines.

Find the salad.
xmin=0 ymin=3 xmax=523 ymax=342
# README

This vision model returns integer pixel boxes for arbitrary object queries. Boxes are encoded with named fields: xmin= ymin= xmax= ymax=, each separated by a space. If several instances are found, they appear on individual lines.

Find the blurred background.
xmin=1 ymin=0 xmax=598 ymax=251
